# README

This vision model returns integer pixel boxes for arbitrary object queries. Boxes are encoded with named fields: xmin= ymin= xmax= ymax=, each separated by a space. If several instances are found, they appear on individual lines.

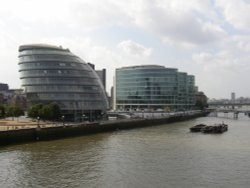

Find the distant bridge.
xmin=211 ymin=108 xmax=250 ymax=119
xmin=208 ymin=102 xmax=250 ymax=107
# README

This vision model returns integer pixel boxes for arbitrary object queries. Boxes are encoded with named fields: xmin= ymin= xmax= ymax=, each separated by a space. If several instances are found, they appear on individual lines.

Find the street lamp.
xmin=37 ymin=116 xmax=40 ymax=128
xmin=82 ymin=114 xmax=85 ymax=123
xmin=101 ymin=112 xmax=105 ymax=120
xmin=61 ymin=115 xmax=65 ymax=126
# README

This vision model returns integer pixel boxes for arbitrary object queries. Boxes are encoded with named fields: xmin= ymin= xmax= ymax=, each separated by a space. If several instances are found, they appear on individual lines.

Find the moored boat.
xmin=190 ymin=124 xmax=206 ymax=132
xmin=201 ymin=123 xmax=228 ymax=133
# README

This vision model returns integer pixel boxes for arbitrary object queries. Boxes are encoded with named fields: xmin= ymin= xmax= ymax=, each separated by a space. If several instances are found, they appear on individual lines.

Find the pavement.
xmin=0 ymin=117 xmax=58 ymax=131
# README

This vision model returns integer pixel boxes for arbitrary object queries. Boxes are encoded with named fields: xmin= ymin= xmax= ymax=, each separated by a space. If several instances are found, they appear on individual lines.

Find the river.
xmin=0 ymin=113 xmax=250 ymax=188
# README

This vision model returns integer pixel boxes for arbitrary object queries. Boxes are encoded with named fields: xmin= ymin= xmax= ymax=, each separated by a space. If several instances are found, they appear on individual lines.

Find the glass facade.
xmin=115 ymin=65 xmax=195 ymax=111
xmin=18 ymin=44 xmax=108 ymax=121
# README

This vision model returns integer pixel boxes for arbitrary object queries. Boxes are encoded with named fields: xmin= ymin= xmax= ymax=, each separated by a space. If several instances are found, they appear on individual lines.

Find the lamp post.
xmin=82 ymin=114 xmax=85 ymax=123
xmin=37 ymin=116 xmax=40 ymax=128
xmin=101 ymin=112 xmax=104 ymax=121
xmin=62 ymin=115 xmax=65 ymax=126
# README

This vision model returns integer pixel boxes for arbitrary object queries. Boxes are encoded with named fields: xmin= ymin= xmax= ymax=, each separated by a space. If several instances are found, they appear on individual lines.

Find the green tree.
xmin=39 ymin=105 xmax=53 ymax=120
xmin=6 ymin=105 xmax=24 ymax=120
xmin=27 ymin=103 xmax=44 ymax=119
xmin=195 ymin=100 xmax=207 ymax=110
xmin=48 ymin=102 xmax=60 ymax=120
xmin=0 ymin=105 xmax=5 ymax=118
xmin=28 ymin=102 xmax=61 ymax=120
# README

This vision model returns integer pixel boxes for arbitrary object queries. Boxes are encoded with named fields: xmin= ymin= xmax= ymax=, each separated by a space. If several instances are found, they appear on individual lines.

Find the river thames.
xmin=0 ymin=113 xmax=250 ymax=188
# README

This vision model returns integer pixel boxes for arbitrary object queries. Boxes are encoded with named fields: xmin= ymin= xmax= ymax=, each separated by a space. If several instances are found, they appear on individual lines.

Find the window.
xmin=59 ymin=63 xmax=66 ymax=66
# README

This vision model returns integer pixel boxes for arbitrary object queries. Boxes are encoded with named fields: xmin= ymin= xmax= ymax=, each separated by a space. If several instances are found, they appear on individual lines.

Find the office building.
xmin=114 ymin=65 xmax=196 ymax=111
xmin=18 ymin=44 xmax=108 ymax=121
xmin=231 ymin=92 xmax=236 ymax=102
xmin=96 ymin=69 xmax=106 ymax=90
xmin=0 ymin=83 xmax=9 ymax=91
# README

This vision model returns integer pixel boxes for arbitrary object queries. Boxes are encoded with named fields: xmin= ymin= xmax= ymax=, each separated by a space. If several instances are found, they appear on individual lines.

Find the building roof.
xmin=19 ymin=44 xmax=70 ymax=52
xmin=117 ymin=65 xmax=177 ymax=71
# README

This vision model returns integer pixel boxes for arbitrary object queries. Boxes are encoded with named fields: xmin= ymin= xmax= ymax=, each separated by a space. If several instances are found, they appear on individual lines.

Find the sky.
xmin=1 ymin=0 xmax=250 ymax=99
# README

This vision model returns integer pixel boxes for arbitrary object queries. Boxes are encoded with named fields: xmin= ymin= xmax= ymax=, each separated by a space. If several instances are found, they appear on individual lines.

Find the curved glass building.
xmin=114 ymin=65 xmax=195 ymax=111
xmin=18 ymin=44 xmax=108 ymax=121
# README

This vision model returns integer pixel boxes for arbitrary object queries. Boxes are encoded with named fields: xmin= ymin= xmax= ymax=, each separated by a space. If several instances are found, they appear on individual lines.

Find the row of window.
xmin=30 ymin=100 xmax=106 ymax=110
xmin=117 ymin=91 xmax=195 ymax=97
xmin=19 ymin=61 xmax=88 ymax=69
xmin=117 ymin=70 xmax=193 ymax=76
xmin=116 ymin=100 xmax=195 ymax=105
xmin=117 ymin=77 xmax=177 ymax=83
xmin=20 ymin=69 xmax=94 ymax=78
xmin=24 ymin=85 xmax=101 ymax=93
xmin=116 ymin=84 xmax=177 ymax=89
xmin=117 ymin=89 xmax=178 ymax=93
xmin=19 ymin=49 xmax=73 ymax=56
xmin=22 ymin=77 xmax=99 ymax=86
xmin=27 ymin=93 xmax=103 ymax=101
xmin=19 ymin=54 xmax=81 ymax=63
xmin=117 ymin=68 xmax=177 ymax=74
xmin=117 ymin=91 xmax=177 ymax=97
xmin=117 ymin=77 xmax=194 ymax=84
xmin=117 ymin=96 xmax=195 ymax=100
xmin=116 ymin=100 xmax=178 ymax=104
xmin=117 ymin=73 xmax=178 ymax=79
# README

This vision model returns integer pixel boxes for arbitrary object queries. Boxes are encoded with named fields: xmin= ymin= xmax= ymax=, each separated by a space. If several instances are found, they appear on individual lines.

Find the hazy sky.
xmin=1 ymin=0 xmax=250 ymax=99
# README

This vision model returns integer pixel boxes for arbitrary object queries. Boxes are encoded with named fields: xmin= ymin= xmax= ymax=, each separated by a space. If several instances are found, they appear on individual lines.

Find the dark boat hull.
xmin=190 ymin=124 xmax=206 ymax=132
xmin=201 ymin=124 xmax=228 ymax=134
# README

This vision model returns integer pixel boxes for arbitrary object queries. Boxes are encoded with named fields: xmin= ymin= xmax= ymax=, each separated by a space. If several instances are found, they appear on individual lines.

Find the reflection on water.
xmin=0 ymin=115 xmax=250 ymax=188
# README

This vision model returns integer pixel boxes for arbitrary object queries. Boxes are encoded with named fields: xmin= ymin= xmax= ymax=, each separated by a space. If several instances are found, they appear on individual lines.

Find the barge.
xmin=189 ymin=124 xmax=206 ymax=132
xmin=190 ymin=123 xmax=228 ymax=134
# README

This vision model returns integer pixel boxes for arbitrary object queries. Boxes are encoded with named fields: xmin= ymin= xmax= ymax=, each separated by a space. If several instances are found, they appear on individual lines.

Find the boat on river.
xmin=190 ymin=124 xmax=206 ymax=132
xmin=190 ymin=123 xmax=228 ymax=133
xmin=201 ymin=123 xmax=228 ymax=133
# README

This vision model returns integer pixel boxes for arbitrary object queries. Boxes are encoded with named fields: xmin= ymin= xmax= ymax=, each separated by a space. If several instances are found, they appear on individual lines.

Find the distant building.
xmin=231 ymin=92 xmax=235 ymax=102
xmin=0 ymin=83 xmax=9 ymax=91
xmin=110 ymin=86 xmax=114 ymax=109
xmin=0 ymin=93 xmax=4 ymax=104
xmin=87 ymin=63 xmax=106 ymax=91
xmin=87 ymin=62 xmax=95 ymax=70
xmin=0 ymin=83 xmax=27 ymax=109
xmin=114 ymin=65 xmax=196 ymax=111
xmin=96 ymin=69 xmax=106 ymax=91
xmin=18 ymin=44 xmax=108 ymax=121
xmin=9 ymin=93 xmax=27 ymax=110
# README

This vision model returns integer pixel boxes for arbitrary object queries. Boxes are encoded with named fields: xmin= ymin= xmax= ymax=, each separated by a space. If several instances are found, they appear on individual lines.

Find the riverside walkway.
xmin=0 ymin=111 xmax=209 ymax=146
xmin=0 ymin=110 xmax=205 ymax=131
xmin=0 ymin=118 xmax=60 ymax=131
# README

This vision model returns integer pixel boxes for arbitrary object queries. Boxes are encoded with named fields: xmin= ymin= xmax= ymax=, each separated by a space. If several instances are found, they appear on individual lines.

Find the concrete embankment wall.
xmin=0 ymin=112 xmax=208 ymax=146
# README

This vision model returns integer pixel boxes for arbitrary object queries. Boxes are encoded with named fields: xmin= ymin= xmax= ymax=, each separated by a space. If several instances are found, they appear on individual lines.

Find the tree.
xmin=27 ymin=103 xmax=44 ymax=119
xmin=48 ymin=102 xmax=60 ymax=120
xmin=0 ymin=105 xmax=5 ymax=118
xmin=27 ymin=102 xmax=61 ymax=120
xmin=195 ymin=100 xmax=207 ymax=110
xmin=6 ymin=105 xmax=24 ymax=120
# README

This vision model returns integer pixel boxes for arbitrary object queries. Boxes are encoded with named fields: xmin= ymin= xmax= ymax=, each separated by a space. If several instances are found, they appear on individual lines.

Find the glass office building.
xmin=18 ymin=44 xmax=108 ymax=121
xmin=114 ymin=65 xmax=195 ymax=111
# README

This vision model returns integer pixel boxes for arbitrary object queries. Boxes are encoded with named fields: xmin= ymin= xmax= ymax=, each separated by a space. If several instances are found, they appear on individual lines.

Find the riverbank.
xmin=0 ymin=111 xmax=209 ymax=146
